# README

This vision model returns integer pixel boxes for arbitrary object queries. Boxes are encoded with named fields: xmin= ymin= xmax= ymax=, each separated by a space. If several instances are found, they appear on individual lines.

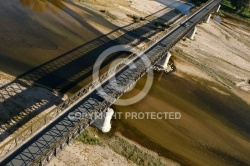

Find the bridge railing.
xmin=30 ymin=29 xmax=184 ymax=164
xmin=0 ymin=0 xmax=221 ymax=159
xmin=30 ymin=56 xmax=150 ymax=166
xmin=0 ymin=21 xmax=167 ymax=158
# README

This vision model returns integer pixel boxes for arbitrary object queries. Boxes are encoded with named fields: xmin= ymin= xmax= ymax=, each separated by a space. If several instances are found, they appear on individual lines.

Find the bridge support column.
xmin=186 ymin=27 xmax=197 ymax=40
xmin=216 ymin=5 xmax=221 ymax=13
xmin=91 ymin=108 xmax=114 ymax=133
xmin=204 ymin=14 xmax=212 ymax=23
xmin=160 ymin=52 xmax=171 ymax=69
xmin=155 ymin=52 xmax=171 ymax=69
xmin=154 ymin=52 xmax=174 ymax=73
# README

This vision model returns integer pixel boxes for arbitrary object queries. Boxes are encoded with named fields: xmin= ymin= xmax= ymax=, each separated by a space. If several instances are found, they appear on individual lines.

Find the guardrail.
xmin=0 ymin=0 xmax=221 ymax=160
xmin=16 ymin=28 xmax=184 ymax=164
xmin=31 ymin=48 xmax=155 ymax=165
xmin=30 ymin=23 xmax=186 ymax=164
xmin=0 ymin=22 xmax=166 ymax=159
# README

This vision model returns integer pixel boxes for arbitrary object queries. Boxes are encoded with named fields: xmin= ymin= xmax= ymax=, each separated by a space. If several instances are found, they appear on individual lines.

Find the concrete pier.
xmin=186 ymin=27 xmax=197 ymax=40
xmin=154 ymin=52 xmax=175 ymax=74
xmin=91 ymin=108 xmax=114 ymax=133
xmin=216 ymin=5 xmax=221 ymax=13
xmin=155 ymin=52 xmax=172 ymax=69
xmin=204 ymin=14 xmax=212 ymax=23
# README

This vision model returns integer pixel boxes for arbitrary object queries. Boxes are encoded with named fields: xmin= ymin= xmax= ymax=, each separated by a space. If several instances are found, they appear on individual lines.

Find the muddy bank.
xmin=111 ymin=17 xmax=250 ymax=165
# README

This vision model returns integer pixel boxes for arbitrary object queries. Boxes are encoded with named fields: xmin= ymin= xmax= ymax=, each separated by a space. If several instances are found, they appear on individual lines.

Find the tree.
xmin=230 ymin=0 xmax=250 ymax=13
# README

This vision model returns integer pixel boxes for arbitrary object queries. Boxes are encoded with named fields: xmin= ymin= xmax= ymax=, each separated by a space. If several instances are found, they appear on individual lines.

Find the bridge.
xmin=0 ymin=0 xmax=221 ymax=165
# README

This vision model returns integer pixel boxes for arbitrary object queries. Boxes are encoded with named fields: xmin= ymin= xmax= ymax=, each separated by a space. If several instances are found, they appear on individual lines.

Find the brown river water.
xmin=111 ymin=73 xmax=250 ymax=165
xmin=0 ymin=0 xmax=114 ymax=76
xmin=1 ymin=1 xmax=250 ymax=166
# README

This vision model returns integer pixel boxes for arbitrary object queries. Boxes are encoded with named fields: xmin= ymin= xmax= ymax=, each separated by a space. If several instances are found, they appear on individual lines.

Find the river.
xmin=110 ymin=16 xmax=250 ymax=165
xmin=112 ymin=70 xmax=250 ymax=165
xmin=0 ymin=0 xmax=114 ymax=76
xmin=1 ymin=1 xmax=250 ymax=166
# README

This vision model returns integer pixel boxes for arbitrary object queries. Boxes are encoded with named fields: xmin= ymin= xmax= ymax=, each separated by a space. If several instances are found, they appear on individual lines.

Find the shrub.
xmin=100 ymin=9 xmax=107 ymax=13
xmin=127 ymin=14 xmax=145 ymax=22
xmin=154 ymin=20 xmax=169 ymax=29
xmin=77 ymin=130 xmax=100 ymax=145
xmin=100 ymin=10 xmax=117 ymax=19
xmin=107 ymin=136 xmax=165 ymax=166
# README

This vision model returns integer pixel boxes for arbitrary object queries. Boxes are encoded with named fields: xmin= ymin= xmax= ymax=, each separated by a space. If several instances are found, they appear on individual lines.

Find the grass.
xmin=77 ymin=130 xmax=101 ymax=145
xmin=77 ymin=129 xmax=166 ymax=166
xmin=220 ymin=0 xmax=250 ymax=22
xmin=99 ymin=9 xmax=118 ymax=20
xmin=190 ymin=0 xmax=250 ymax=22
xmin=127 ymin=14 xmax=146 ymax=23
xmin=107 ymin=136 xmax=165 ymax=166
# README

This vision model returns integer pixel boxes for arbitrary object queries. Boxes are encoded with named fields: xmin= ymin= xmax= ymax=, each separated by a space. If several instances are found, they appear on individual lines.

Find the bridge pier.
xmin=0 ymin=0 xmax=224 ymax=164
xmin=91 ymin=108 xmax=114 ymax=133
xmin=186 ymin=27 xmax=197 ymax=40
xmin=154 ymin=52 xmax=173 ymax=73
xmin=216 ymin=5 xmax=221 ymax=13
xmin=204 ymin=14 xmax=212 ymax=23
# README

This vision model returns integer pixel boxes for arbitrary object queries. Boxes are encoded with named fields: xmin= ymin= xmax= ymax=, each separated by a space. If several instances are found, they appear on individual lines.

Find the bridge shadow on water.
xmin=0 ymin=5 xmax=180 ymax=143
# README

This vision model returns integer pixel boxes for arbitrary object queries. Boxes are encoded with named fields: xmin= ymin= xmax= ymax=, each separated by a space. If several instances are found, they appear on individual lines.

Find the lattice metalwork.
xmin=0 ymin=0 xmax=222 ymax=162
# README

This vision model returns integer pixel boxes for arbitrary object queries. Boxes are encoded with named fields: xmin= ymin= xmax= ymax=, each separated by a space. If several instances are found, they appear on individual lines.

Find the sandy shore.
xmin=1 ymin=0 xmax=249 ymax=165
xmin=49 ymin=10 xmax=250 ymax=166
xmin=48 ymin=140 xmax=136 ymax=166
xmin=48 ymin=129 xmax=179 ymax=166
xmin=173 ymin=18 xmax=250 ymax=104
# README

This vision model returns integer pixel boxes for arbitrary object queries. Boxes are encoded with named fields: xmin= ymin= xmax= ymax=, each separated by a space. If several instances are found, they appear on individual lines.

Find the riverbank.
xmin=49 ymin=128 xmax=179 ymax=166
xmin=220 ymin=0 xmax=250 ymax=23
xmin=112 ymin=16 xmax=250 ymax=165
xmin=1 ymin=0 xmax=249 ymax=165
xmin=49 ymin=15 xmax=250 ymax=166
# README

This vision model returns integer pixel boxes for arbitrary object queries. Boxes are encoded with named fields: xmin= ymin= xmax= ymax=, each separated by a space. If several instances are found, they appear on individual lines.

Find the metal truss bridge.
xmin=0 ymin=0 xmax=221 ymax=165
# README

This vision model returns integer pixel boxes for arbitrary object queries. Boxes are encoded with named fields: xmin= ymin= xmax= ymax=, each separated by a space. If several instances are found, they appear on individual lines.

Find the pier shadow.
xmin=0 ymin=4 xmax=180 ymax=143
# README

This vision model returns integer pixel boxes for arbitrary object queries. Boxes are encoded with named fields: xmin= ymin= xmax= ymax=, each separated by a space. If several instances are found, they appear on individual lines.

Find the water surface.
xmin=0 ymin=0 xmax=113 ymax=76
xmin=112 ymin=73 xmax=250 ymax=165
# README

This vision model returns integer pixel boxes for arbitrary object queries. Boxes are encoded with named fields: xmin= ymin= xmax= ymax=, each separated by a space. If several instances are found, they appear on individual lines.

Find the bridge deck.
xmin=1 ymin=0 xmax=221 ymax=165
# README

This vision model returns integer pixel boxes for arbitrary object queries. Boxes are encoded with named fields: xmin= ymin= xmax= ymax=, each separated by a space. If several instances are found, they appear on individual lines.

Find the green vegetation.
xmin=107 ymin=136 xmax=165 ymax=166
xmin=100 ymin=9 xmax=118 ymax=19
xmin=77 ymin=129 xmax=166 ymax=166
xmin=77 ymin=130 xmax=101 ymax=145
xmin=153 ymin=20 xmax=169 ymax=31
xmin=221 ymin=0 xmax=250 ymax=20
xmin=127 ymin=14 xmax=146 ymax=22
xmin=230 ymin=0 xmax=250 ymax=14
xmin=192 ymin=0 xmax=250 ymax=21
xmin=190 ymin=0 xmax=250 ymax=21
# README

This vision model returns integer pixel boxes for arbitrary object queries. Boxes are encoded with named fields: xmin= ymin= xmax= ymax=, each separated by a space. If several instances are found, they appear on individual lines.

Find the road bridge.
xmin=0 ymin=0 xmax=222 ymax=165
